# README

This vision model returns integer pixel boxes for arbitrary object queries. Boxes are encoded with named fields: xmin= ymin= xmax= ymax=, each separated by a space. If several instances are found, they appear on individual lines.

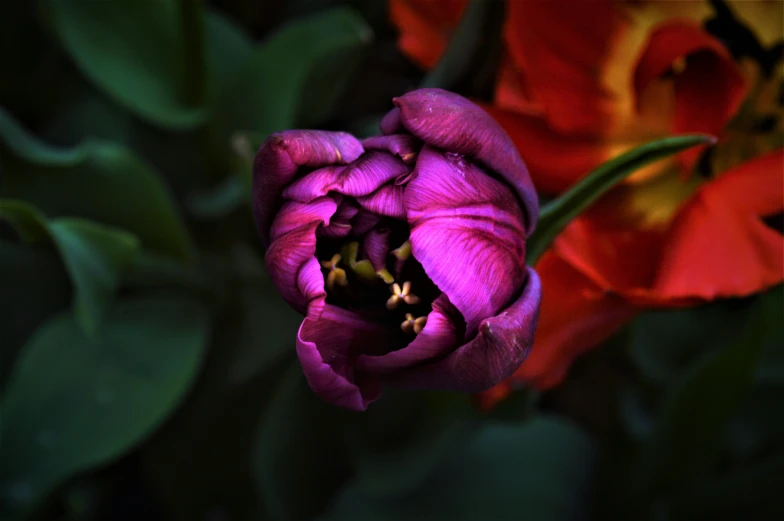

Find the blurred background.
xmin=0 ymin=1 xmax=782 ymax=520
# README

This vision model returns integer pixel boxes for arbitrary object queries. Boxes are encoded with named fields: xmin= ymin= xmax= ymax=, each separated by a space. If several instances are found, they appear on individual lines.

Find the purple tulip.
xmin=253 ymin=89 xmax=542 ymax=411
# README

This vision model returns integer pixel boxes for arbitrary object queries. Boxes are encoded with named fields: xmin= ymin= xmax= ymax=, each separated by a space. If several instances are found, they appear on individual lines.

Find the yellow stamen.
xmin=376 ymin=268 xmax=394 ymax=284
xmin=386 ymin=280 xmax=420 ymax=309
xmin=400 ymin=313 xmax=427 ymax=334
xmin=320 ymin=254 xmax=348 ymax=290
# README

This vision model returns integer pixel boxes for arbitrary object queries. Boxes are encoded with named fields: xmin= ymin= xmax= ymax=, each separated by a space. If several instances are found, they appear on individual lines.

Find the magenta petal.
xmin=253 ymin=130 xmax=363 ymax=247
xmin=385 ymin=268 xmax=542 ymax=391
xmin=297 ymin=304 xmax=390 ymax=411
xmin=356 ymin=294 xmax=461 ymax=372
xmin=266 ymin=196 xmax=338 ymax=313
xmin=282 ymin=151 xmax=408 ymax=202
xmin=356 ymin=185 xmax=406 ymax=219
xmin=380 ymin=107 xmax=403 ymax=135
xmin=393 ymin=88 xmax=539 ymax=234
xmin=405 ymin=146 xmax=528 ymax=335
xmin=351 ymin=209 xmax=382 ymax=236
xmin=361 ymin=135 xmax=421 ymax=164
xmin=363 ymin=227 xmax=391 ymax=271
xmin=318 ymin=200 xmax=359 ymax=239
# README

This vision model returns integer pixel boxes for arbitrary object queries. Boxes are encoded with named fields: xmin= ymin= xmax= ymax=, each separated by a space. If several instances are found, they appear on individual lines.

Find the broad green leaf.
xmin=49 ymin=219 xmax=139 ymax=333
xmin=220 ymin=6 xmax=373 ymax=140
xmin=0 ymin=240 xmax=70 ymax=387
xmin=1 ymin=201 xmax=140 ymax=333
xmin=420 ymin=0 xmax=503 ymax=94
xmin=327 ymin=416 xmax=596 ymax=521
xmin=225 ymin=286 xmax=303 ymax=386
xmin=349 ymin=391 xmax=477 ymax=497
xmin=42 ymin=0 xmax=208 ymax=129
xmin=0 ymin=296 xmax=210 ymax=515
xmin=0 ymin=109 xmax=192 ymax=261
xmin=628 ymin=304 xmax=769 ymax=511
xmin=526 ymin=135 xmax=716 ymax=264
xmin=254 ymin=363 xmax=354 ymax=521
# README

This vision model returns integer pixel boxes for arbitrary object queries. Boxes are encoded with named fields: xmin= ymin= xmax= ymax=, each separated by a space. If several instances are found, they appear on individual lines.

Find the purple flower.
xmin=253 ymin=89 xmax=542 ymax=411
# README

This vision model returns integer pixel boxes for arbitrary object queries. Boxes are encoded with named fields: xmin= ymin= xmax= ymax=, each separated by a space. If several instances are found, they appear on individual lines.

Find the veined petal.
xmin=393 ymin=88 xmax=539 ymax=233
xmin=363 ymin=227 xmax=391 ymax=272
xmin=356 ymin=185 xmax=406 ymax=219
xmin=253 ymin=130 xmax=363 ymax=246
xmin=356 ymin=294 xmax=461 ymax=372
xmin=633 ymin=22 xmax=747 ymax=171
xmin=362 ymin=135 xmax=421 ymax=164
xmin=282 ymin=151 xmax=408 ymax=202
xmin=384 ymin=268 xmax=541 ymax=391
xmin=297 ymin=304 xmax=391 ymax=411
xmin=404 ymin=146 xmax=528 ymax=335
xmin=380 ymin=107 xmax=402 ymax=135
xmin=654 ymin=150 xmax=784 ymax=300
xmin=318 ymin=199 xmax=359 ymax=239
xmin=265 ymin=196 xmax=338 ymax=313
xmin=351 ymin=209 xmax=383 ymax=236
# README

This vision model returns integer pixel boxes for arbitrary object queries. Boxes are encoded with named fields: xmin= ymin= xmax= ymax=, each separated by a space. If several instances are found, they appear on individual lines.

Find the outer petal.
xmin=633 ymin=22 xmax=747 ymax=171
xmin=356 ymin=294 xmax=461 ymax=372
xmin=282 ymin=152 xmax=409 ymax=202
xmin=253 ymin=130 xmax=363 ymax=247
xmin=384 ymin=268 xmax=541 ymax=392
xmin=297 ymin=304 xmax=391 ymax=411
xmin=654 ymin=150 xmax=784 ymax=300
xmin=266 ymin=196 xmax=338 ymax=313
xmin=405 ymin=146 xmax=528 ymax=335
xmin=392 ymin=88 xmax=539 ymax=233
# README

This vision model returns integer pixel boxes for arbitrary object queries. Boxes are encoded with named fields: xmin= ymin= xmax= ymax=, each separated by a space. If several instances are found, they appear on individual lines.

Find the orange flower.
xmin=391 ymin=0 xmax=784 ymax=396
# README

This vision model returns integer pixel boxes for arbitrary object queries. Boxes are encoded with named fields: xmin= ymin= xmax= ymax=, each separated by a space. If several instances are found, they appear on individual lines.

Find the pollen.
xmin=320 ymin=253 xmax=348 ymax=290
xmin=386 ymin=281 xmax=420 ymax=309
xmin=401 ymin=313 xmax=427 ymax=335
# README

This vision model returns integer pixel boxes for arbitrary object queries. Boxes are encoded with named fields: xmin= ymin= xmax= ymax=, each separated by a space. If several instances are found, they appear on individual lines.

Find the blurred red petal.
xmin=389 ymin=0 xmax=468 ymax=70
xmin=633 ymin=22 xmax=747 ymax=171
xmin=654 ymin=150 xmax=784 ymax=300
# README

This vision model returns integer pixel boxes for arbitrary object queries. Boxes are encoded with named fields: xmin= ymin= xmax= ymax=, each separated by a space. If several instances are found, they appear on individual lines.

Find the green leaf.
xmin=220 ymin=6 xmax=373 ymax=139
xmin=42 ymin=0 xmax=209 ymax=129
xmin=0 ymin=108 xmax=193 ymax=261
xmin=327 ymin=416 xmax=596 ymax=521
xmin=526 ymin=135 xmax=716 ymax=264
xmin=629 ymin=303 xmax=769 ymax=511
xmin=0 ymin=296 xmax=210 ymax=515
xmin=49 ymin=219 xmax=139 ymax=333
xmin=1 ymin=201 xmax=140 ymax=333
xmin=253 ymin=363 xmax=354 ymax=521
xmin=0 ymin=240 xmax=70 ymax=386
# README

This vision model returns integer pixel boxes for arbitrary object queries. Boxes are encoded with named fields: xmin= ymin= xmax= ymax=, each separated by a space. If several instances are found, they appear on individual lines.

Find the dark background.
xmin=1 ymin=1 xmax=782 ymax=520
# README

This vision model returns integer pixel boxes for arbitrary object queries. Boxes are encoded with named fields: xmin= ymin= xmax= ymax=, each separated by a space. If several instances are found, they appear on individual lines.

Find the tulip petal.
xmin=356 ymin=185 xmax=406 ymax=219
xmin=385 ymin=268 xmax=541 ymax=391
xmin=282 ymin=151 xmax=409 ymax=202
xmin=363 ymin=227 xmax=391 ymax=272
xmin=380 ymin=107 xmax=402 ymax=135
xmin=351 ymin=209 xmax=382 ymax=236
xmin=654 ymin=150 xmax=784 ymax=300
xmin=508 ymin=250 xmax=636 ymax=389
xmin=362 ymin=135 xmax=421 ymax=164
xmin=392 ymin=88 xmax=539 ymax=233
xmin=318 ymin=199 xmax=359 ymax=239
xmin=266 ymin=196 xmax=338 ymax=313
xmin=633 ymin=22 xmax=747 ymax=171
xmin=356 ymin=294 xmax=461 ymax=372
xmin=297 ymin=304 xmax=392 ymax=411
xmin=405 ymin=146 xmax=527 ymax=334
xmin=253 ymin=130 xmax=363 ymax=246
xmin=389 ymin=0 xmax=467 ymax=69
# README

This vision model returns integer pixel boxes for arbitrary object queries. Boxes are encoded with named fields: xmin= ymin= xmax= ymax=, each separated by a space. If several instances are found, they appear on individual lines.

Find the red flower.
xmin=391 ymin=0 xmax=784 ymax=396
